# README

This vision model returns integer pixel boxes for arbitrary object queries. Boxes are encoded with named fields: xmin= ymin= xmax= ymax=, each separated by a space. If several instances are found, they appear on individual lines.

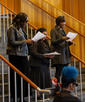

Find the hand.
xmin=25 ymin=39 xmax=34 ymax=44
xmin=71 ymin=41 xmax=76 ymax=45
xmin=62 ymin=36 xmax=70 ymax=40
xmin=67 ymin=41 xmax=76 ymax=45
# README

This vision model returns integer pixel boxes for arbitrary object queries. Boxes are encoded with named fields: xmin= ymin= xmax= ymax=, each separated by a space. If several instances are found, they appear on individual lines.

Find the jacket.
xmin=53 ymin=90 xmax=81 ymax=102
xmin=50 ymin=26 xmax=72 ymax=65
xmin=6 ymin=25 xmax=28 ymax=56
xmin=29 ymin=39 xmax=51 ymax=67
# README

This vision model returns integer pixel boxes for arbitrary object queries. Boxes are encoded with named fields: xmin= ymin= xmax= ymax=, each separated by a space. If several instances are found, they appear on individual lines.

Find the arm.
xmin=7 ymin=27 xmax=26 ymax=46
xmin=50 ymin=29 xmax=63 ymax=46
xmin=29 ymin=43 xmax=46 ymax=60
xmin=51 ymin=29 xmax=69 ymax=48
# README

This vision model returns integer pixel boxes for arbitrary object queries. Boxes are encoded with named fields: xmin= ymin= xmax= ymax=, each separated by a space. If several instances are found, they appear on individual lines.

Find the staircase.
xmin=0 ymin=1 xmax=85 ymax=102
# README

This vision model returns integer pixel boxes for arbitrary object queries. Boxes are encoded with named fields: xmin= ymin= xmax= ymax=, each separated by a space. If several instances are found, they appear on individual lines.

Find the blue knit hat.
xmin=62 ymin=66 xmax=78 ymax=87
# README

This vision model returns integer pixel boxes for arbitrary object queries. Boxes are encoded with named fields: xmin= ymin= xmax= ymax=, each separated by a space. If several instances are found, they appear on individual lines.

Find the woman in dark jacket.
xmin=50 ymin=16 xmax=73 ymax=82
xmin=29 ymin=28 xmax=53 ymax=89
xmin=6 ymin=12 xmax=33 ymax=102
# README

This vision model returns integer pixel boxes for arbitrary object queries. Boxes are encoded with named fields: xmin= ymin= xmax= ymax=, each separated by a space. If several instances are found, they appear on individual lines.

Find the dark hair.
xmin=56 ymin=16 xmax=65 ymax=26
xmin=13 ymin=12 xmax=28 ymax=27
xmin=62 ymin=77 xmax=78 ymax=88
xmin=36 ymin=28 xmax=47 ymax=33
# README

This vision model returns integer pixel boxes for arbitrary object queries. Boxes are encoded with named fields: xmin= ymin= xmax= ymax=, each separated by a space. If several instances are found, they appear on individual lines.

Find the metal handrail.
xmin=27 ymin=0 xmax=85 ymax=38
xmin=0 ymin=54 xmax=50 ymax=93
xmin=71 ymin=52 xmax=85 ymax=65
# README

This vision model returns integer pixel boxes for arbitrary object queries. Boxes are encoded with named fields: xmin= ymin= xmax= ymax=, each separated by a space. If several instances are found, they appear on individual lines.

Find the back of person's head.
xmin=36 ymin=28 xmax=47 ymax=33
xmin=13 ymin=12 xmax=28 ymax=27
xmin=56 ymin=16 xmax=65 ymax=26
xmin=62 ymin=66 xmax=78 ymax=88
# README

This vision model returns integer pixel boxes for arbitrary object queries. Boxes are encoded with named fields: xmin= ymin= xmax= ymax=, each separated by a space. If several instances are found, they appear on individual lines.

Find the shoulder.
xmin=7 ymin=25 xmax=16 ymax=33
xmin=50 ymin=26 xmax=60 ymax=35
xmin=54 ymin=91 xmax=81 ymax=102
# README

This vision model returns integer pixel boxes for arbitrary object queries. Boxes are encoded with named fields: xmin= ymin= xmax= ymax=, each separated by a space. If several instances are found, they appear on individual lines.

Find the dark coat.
xmin=6 ymin=25 xmax=28 ymax=56
xmin=29 ymin=39 xmax=51 ymax=88
xmin=53 ymin=90 xmax=81 ymax=102
xmin=50 ymin=26 xmax=72 ymax=65
xmin=29 ymin=39 xmax=51 ymax=67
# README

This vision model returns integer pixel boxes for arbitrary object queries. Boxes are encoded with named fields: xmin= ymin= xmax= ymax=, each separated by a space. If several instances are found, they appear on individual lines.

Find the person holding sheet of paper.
xmin=6 ymin=12 xmax=33 ymax=102
xmin=29 ymin=28 xmax=53 ymax=96
xmin=50 ymin=16 xmax=74 ymax=83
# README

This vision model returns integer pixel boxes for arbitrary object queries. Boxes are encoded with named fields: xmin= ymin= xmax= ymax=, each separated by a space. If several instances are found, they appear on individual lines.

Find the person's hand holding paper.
xmin=44 ymin=55 xmax=55 ymax=58
xmin=66 ymin=32 xmax=77 ymax=41
xmin=43 ymin=51 xmax=61 ymax=58
xmin=32 ymin=31 xmax=46 ymax=42
xmin=43 ymin=51 xmax=61 ymax=56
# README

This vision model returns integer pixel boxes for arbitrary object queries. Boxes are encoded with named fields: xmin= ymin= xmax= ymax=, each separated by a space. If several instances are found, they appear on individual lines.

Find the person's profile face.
xmin=41 ymin=31 xmax=47 ymax=40
xmin=23 ymin=17 xmax=28 ymax=28
xmin=69 ymin=83 xmax=76 ymax=91
xmin=60 ymin=22 xmax=66 ymax=29
xmin=25 ymin=17 xmax=28 ymax=24
xmin=43 ymin=31 xmax=47 ymax=35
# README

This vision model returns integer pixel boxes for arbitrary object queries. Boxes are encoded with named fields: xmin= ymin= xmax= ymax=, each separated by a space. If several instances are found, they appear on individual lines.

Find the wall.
xmin=21 ymin=0 xmax=56 ymax=34
xmin=62 ymin=0 xmax=85 ymax=23
xmin=0 ymin=0 xmax=21 ymax=13
xmin=42 ymin=0 xmax=63 ymax=9
xmin=61 ymin=0 xmax=85 ymax=62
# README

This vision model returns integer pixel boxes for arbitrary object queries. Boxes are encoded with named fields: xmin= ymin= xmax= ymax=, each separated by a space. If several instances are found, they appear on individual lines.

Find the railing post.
xmin=14 ymin=72 xmax=17 ymax=102
xmin=28 ymin=84 xmax=30 ymax=102
xmin=8 ymin=66 xmax=10 ymax=102
xmin=73 ymin=58 xmax=78 ymax=96
xmin=21 ymin=77 xmax=23 ymax=102
xmin=31 ymin=27 xmax=33 ymax=39
xmin=10 ymin=12 xmax=12 ymax=24
xmin=2 ymin=61 xmax=5 ymax=102
xmin=3 ymin=6 xmax=6 ymax=43
xmin=79 ymin=62 xmax=83 ymax=101
xmin=42 ymin=93 xmax=45 ymax=102
xmin=35 ymin=90 xmax=37 ymax=102
xmin=7 ymin=9 xmax=9 ymax=29
xmin=73 ymin=58 xmax=76 ymax=67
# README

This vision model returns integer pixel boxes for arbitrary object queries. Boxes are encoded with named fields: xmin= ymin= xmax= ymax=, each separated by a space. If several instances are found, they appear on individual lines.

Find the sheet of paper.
xmin=66 ymin=32 xmax=77 ymax=41
xmin=32 ymin=31 xmax=46 ymax=42
xmin=43 ymin=51 xmax=61 ymax=56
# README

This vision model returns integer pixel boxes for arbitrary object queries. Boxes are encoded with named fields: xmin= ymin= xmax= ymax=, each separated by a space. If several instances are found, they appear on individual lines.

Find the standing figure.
xmin=29 ymin=28 xmax=53 ymax=90
xmin=6 ymin=12 xmax=33 ymax=102
xmin=50 ymin=16 xmax=73 ymax=82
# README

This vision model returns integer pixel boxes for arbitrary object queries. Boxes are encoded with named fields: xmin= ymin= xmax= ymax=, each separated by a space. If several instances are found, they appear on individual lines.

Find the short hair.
xmin=56 ymin=16 xmax=65 ymax=26
xmin=13 ymin=12 xmax=28 ymax=25
xmin=36 ymin=28 xmax=47 ymax=33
